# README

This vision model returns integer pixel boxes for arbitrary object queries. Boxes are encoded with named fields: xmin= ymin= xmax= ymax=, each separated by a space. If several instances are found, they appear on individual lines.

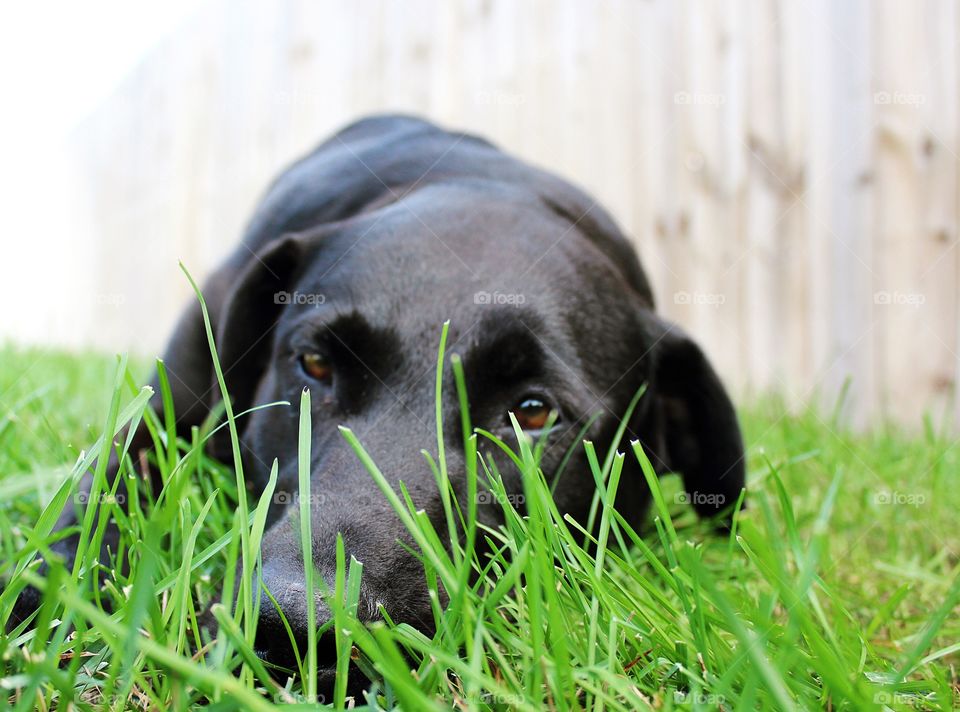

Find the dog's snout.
xmin=248 ymin=438 xmax=448 ymax=678
xmin=256 ymin=568 xmax=330 ymax=673
xmin=254 ymin=558 xmax=383 ymax=672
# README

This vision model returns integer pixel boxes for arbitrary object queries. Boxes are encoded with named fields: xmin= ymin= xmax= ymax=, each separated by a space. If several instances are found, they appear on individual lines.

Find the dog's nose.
xmin=254 ymin=605 xmax=336 ymax=673
xmin=255 ymin=565 xmax=330 ymax=670
xmin=253 ymin=565 xmax=381 ymax=697
xmin=253 ymin=561 xmax=382 ymax=675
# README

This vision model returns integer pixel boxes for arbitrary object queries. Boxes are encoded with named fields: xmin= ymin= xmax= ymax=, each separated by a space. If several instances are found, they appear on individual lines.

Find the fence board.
xmin=11 ymin=0 xmax=955 ymax=428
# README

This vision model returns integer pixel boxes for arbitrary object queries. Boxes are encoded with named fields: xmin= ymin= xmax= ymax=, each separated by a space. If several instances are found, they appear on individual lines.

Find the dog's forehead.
xmin=280 ymin=183 xmax=646 ymax=386
xmin=300 ymin=189 xmax=595 ymax=321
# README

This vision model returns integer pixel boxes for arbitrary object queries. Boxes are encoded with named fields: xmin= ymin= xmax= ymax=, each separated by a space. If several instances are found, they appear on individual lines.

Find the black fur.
xmin=9 ymin=115 xmax=745 ymax=686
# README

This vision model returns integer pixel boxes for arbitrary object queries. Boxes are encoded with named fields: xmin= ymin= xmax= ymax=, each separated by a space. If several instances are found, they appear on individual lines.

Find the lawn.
xmin=0 ymin=338 xmax=958 ymax=710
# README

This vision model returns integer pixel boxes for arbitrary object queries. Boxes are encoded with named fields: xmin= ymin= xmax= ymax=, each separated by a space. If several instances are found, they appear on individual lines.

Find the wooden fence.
xmin=41 ymin=0 xmax=960 ymax=427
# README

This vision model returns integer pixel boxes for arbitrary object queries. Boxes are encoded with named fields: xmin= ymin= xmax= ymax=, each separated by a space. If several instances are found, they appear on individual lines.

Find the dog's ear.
xmin=641 ymin=312 xmax=746 ymax=522
xmin=212 ymin=235 xmax=305 ymax=452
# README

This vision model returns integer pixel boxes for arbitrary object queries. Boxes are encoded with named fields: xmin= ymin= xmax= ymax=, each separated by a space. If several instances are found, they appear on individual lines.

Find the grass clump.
xmin=0 ymin=329 xmax=958 ymax=709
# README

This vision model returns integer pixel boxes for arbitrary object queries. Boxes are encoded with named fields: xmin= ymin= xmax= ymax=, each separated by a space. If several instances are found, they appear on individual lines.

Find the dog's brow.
xmin=464 ymin=310 xmax=547 ymax=381
xmin=273 ymin=306 xmax=361 ymax=354
xmin=281 ymin=308 xmax=404 ymax=395
xmin=275 ymin=305 xmax=339 ymax=346
xmin=283 ymin=309 xmax=381 ymax=348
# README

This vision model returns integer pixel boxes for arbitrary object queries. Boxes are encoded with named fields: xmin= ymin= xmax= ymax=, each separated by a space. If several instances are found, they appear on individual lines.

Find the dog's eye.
xmin=511 ymin=397 xmax=553 ymax=431
xmin=300 ymin=353 xmax=332 ymax=384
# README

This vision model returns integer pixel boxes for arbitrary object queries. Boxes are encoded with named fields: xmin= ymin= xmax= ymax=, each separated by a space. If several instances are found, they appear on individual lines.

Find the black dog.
xmin=13 ymin=115 xmax=744 ymax=677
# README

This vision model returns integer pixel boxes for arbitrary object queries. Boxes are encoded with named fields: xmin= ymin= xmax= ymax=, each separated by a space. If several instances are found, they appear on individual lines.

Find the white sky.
xmin=0 ymin=1 xmax=202 ymax=347
xmin=0 ymin=1 xmax=200 ymax=158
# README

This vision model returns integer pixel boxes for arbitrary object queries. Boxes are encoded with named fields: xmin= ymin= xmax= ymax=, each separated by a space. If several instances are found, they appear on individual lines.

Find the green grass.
xmin=1 ymin=333 xmax=959 ymax=710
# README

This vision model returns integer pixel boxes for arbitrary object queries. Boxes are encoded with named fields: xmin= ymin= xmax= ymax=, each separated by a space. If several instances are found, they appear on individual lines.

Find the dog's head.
xmin=203 ymin=118 xmax=744 ymax=671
